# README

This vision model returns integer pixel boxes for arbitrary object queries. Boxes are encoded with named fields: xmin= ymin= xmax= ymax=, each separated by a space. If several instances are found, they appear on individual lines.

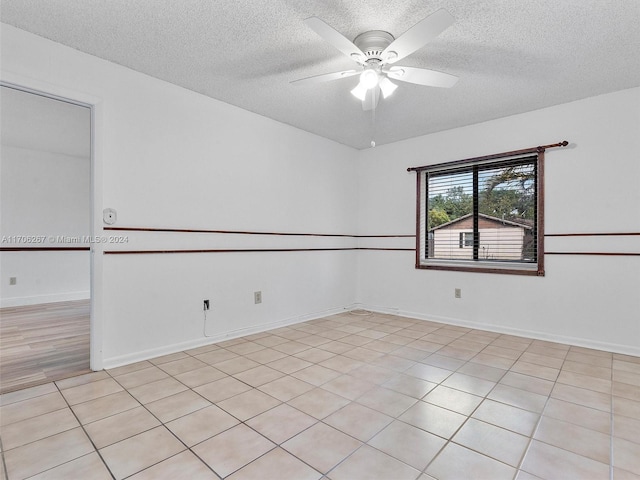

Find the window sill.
xmin=417 ymin=259 xmax=543 ymax=276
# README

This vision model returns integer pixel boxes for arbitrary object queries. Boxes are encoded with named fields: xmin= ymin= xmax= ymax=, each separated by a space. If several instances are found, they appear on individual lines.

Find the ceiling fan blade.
xmin=291 ymin=69 xmax=359 ymax=86
xmin=304 ymin=17 xmax=366 ymax=64
xmin=381 ymin=9 xmax=454 ymax=64
xmin=362 ymin=87 xmax=380 ymax=111
xmin=385 ymin=66 xmax=458 ymax=88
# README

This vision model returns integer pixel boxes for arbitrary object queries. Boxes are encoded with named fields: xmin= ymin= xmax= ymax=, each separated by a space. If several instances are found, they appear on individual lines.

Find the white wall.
xmin=2 ymin=23 xmax=638 ymax=367
xmin=0 ymin=146 xmax=90 ymax=306
xmin=1 ymin=24 xmax=358 ymax=368
xmin=356 ymin=87 xmax=640 ymax=355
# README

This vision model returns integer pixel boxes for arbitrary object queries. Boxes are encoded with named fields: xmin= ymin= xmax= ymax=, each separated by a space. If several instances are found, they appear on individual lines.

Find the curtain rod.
xmin=407 ymin=141 xmax=569 ymax=173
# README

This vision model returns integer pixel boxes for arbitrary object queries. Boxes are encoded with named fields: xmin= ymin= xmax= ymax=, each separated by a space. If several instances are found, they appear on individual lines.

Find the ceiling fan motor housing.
xmin=353 ymin=30 xmax=395 ymax=63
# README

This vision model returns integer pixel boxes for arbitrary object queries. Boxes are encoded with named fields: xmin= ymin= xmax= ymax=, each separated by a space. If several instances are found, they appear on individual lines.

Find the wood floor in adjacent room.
xmin=0 ymin=300 xmax=90 ymax=394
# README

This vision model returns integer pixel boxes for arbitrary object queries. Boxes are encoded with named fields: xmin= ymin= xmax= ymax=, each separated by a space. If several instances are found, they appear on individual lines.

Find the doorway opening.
xmin=0 ymin=85 xmax=93 ymax=393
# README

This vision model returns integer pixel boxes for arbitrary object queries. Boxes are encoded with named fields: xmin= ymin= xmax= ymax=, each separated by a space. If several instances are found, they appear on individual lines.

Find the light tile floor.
xmin=1 ymin=312 xmax=639 ymax=479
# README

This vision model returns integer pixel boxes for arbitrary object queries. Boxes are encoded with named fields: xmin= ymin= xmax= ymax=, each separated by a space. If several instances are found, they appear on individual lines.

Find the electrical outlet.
xmin=455 ymin=288 xmax=461 ymax=299
xmin=254 ymin=291 xmax=262 ymax=304
xmin=9 ymin=277 xmax=17 ymax=285
xmin=203 ymin=299 xmax=210 ymax=310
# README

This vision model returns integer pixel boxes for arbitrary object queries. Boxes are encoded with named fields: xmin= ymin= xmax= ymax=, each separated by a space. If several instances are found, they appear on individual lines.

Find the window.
xmin=459 ymin=232 xmax=474 ymax=248
xmin=410 ymin=147 xmax=547 ymax=276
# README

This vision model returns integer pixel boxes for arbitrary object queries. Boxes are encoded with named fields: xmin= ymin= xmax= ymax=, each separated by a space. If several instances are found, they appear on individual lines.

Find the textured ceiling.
xmin=2 ymin=0 xmax=639 ymax=149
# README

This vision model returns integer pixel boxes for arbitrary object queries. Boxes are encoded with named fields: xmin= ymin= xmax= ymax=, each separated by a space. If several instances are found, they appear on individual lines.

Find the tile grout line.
xmin=220 ymin=320 xmax=427 ymax=478
xmin=9 ymin=330 xmax=399 ymax=479
xmin=514 ymin=344 xmax=569 ymax=478
xmin=519 ymin=347 xmax=620 ymax=478
xmin=3 ymin=314 xmax=633 ymax=479
xmin=382 ymin=324 xmax=542 ymax=477
xmin=418 ymin=342 xmax=495 ymax=477
xmin=48 ymin=381 xmax=117 ymax=480
xmin=183 ymin=337 xmax=357 ymax=479
xmin=106 ymin=342 xmax=330 ymax=479
xmin=0 ymin=383 xmax=113 ymax=479
xmin=419 ymin=334 xmax=532 ymax=479
xmin=0 ymin=435 xmax=8 ymax=480
xmin=314 ymin=395 xmax=407 ymax=475
xmin=105 ymin=362 xmax=225 ymax=479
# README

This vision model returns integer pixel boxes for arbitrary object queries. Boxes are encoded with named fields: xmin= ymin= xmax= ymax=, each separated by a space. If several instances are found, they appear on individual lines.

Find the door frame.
xmin=1 ymin=75 xmax=104 ymax=370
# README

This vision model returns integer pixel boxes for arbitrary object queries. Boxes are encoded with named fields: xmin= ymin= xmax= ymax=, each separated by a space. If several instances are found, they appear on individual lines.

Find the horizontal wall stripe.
xmin=103 ymin=247 xmax=640 ymax=256
xmin=3 ymin=246 xmax=634 ymax=256
xmin=103 ymin=247 xmax=415 ymax=255
xmin=358 ymin=248 xmax=415 ymax=251
xmin=357 ymin=235 xmax=416 ymax=238
xmin=546 ymin=252 xmax=640 ymax=256
xmin=103 ymin=226 xmax=415 ymax=238
xmin=0 ymin=247 xmax=90 ymax=252
xmin=545 ymin=232 xmax=640 ymax=237
xmin=97 ymin=250 xmax=637 ymax=256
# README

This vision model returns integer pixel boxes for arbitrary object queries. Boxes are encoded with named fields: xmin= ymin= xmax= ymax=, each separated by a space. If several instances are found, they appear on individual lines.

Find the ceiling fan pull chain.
xmin=371 ymin=102 xmax=377 ymax=148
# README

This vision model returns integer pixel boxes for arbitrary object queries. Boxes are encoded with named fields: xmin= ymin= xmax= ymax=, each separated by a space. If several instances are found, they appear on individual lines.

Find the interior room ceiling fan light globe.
xmin=359 ymin=69 xmax=379 ymax=89
xmin=350 ymin=83 xmax=368 ymax=101
xmin=378 ymin=77 xmax=397 ymax=98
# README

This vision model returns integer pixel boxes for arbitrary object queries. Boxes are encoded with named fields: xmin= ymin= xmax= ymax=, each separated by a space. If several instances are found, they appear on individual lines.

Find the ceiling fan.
xmin=292 ymin=9 xmax=458 ymax=111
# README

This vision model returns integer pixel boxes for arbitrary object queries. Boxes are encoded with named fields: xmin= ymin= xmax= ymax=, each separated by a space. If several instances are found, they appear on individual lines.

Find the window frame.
xmin=459 ymin=232 xmax=474 ymax=249
xmin=411 ymin=146 xmax=546 ymax=276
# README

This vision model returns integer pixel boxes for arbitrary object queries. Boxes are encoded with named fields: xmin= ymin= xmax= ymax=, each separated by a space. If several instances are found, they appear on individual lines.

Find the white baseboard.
xmin=102 ymin=304 xmax=353 ymax=370
xmin=360 ymin=304 xmax=640 ymax=357
xmin=0 ymin=291 xmax=90 ymax=308
xmin=348 ymin=302 xmax=400 ymax=316
xmin=102 ymin=302 xmax=640 ymax=370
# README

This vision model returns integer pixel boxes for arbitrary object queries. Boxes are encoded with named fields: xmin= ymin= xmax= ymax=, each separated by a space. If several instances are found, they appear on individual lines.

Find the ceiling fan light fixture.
xmin=379 ymin=77 xmax=398 ymax=98
xmin=297 ymin=10 xmax=458 ymax=112
xmin=351 ymin=83 xmax=368 ymax=101
xmin=359 ymin=69 xmax=379 ymax=89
